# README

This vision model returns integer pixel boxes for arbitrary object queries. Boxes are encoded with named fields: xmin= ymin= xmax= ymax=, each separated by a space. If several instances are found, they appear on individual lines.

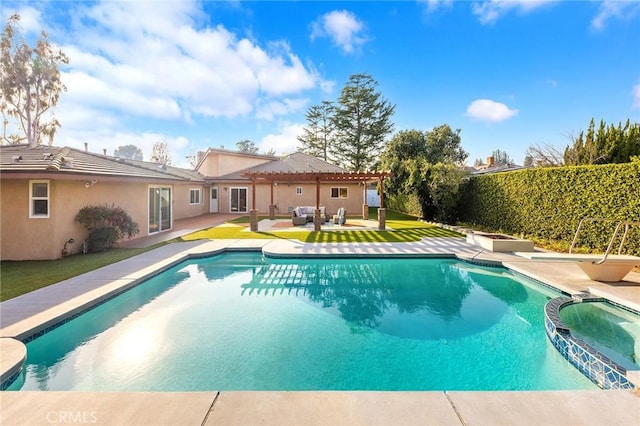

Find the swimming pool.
xmin=8 ymin=252 xmax=597 ymax=391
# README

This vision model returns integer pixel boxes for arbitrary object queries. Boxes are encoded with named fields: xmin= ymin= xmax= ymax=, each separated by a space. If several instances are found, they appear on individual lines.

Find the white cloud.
xmin=5 ymin=0 xmax=340 ymax=165
xmin=0 ymin=6 xmax=43 ymax=35
xmin=260 ymin=122 xmax=306 ymax=155
xmin=320 ymin=80 xmax=336 ymax=94
xmin=54 ymin=1 xmax=322 ymax=126
xmin=310 ymin=10 xmax=368 ymax=54
xmin=418 ymin=0 xmax=454 ymax=15
xmin=58 ymin=126 xmax=191 ymax=166
xmin=62 ymin=70 xmax=182 ymax=120
xmin=256 ymin=98 xmax=309 ymax=121
xmin=591 ymin=1 xmax=640 ymax=30
xmin=633 ymin=83 xmax=640 ymax=109
xmin=466 ymin=99 xmax=519 ymax=122
xmin=471 ymin=0 xmax=553 ymax=25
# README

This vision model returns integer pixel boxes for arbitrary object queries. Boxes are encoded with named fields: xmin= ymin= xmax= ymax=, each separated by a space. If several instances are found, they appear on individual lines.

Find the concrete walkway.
xmin=2 ymin=389 xmax=638 ymax=426
xmin=1 ymin=229 xmax=640 ymax=425
xmin=119 ymin=213 xmax=237 ymax=248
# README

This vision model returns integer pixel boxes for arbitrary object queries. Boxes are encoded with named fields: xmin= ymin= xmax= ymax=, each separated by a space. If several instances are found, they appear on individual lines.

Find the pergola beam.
xmin=240 ymin=170 xmax=392 ymax=182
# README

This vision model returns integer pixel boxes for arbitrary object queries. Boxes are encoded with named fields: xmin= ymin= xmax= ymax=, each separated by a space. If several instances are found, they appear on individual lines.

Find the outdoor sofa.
xmin=292 ymin=206 xmax=329 ymax=225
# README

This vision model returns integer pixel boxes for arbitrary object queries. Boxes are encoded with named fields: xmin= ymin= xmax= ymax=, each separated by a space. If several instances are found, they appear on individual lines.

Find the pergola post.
xmin=250 ymin=178 xmax=258 ymax=232
xmin=362 ymin=180 xmax=369 ymax=220
xmin=269 ymin=181 xmax=275 ymax=220
xmin=378 ymin=176 xmax=386 ymax=231
xmin=314 ymin=177 xmax=322 ymax=231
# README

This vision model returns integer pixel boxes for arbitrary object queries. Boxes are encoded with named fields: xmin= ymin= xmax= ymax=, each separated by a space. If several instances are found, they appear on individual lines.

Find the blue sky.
xmin=2 ymin=0 xmax=639 ymax=167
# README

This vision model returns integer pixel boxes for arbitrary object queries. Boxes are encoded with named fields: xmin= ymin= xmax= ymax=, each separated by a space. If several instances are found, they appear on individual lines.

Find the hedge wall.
xmin=458 ymin=161 xmax=640 ymax=255
xmin=385 ymin=193 xmax=422 ymax=218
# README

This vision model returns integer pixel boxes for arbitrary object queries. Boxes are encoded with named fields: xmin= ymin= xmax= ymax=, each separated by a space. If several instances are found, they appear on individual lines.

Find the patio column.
xmin=362 ymin=180 xmax=369 ymax=220
xmin=250 ymin=178 xmax=258 ymax=232
xmin=378 ymin=176 xmax=386 ymax=230
xmin=378 ymin=208 xmax=386 ymax=231
xmin=269 ymin=181 xmax=275 ymax=220
xmin=314 ymin=177 xmax=322 ymax=231
xmin=250 ymin=209 xmax=258 ymax=232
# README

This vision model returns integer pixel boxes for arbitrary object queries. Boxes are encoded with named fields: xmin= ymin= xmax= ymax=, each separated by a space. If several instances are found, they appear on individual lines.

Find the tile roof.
xmin=471 ymin=164 xmax=524 ymax=175
xmin=0 ymin=144 xmax=205 ymax=182
xmin=214 ymin=152 xmax=345 ymax=181
xmin=250 ymin=152 xmax=345 ymax=173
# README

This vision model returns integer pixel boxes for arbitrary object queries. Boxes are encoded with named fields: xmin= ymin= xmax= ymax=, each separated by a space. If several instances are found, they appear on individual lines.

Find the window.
xmin=295 ymin=186 xmax=303 ymax=195
xmin=189 ymin=188 xmax=201 ymax=205
xmin=30 ymin=180 xmax=50 ymax=218
xmin=331 ymin=187 xmax=348 ymax=199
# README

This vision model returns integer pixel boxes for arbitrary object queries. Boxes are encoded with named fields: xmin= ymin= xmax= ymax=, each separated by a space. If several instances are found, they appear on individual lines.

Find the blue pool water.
xmin=9 ymin=252 xmax=597 ymax=391
xmin=559 ymin=301 xmax=640 ymax=371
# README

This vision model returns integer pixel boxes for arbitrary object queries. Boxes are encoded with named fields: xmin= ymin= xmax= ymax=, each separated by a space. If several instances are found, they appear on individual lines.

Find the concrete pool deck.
xmin=1 ymin=236 xmax=639 ymax=425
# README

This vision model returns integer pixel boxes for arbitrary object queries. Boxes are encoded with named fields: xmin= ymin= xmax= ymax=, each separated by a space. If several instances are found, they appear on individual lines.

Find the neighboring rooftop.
xmin=470 ymin=155 xmax=524 ymax=175
xmin=215 ymin=152 xmax=346 ymax=180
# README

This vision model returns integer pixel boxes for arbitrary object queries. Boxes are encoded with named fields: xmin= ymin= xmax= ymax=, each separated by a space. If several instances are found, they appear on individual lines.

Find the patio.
xmin=247 ymin=218 xmax=392 ymax=232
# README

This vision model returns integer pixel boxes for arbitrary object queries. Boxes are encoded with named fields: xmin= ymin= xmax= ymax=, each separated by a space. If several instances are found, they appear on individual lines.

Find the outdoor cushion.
xmin=292 ymin=206 xmax=328 ymax=224
xmin=333 ymin=208 xmax=346 ymax=225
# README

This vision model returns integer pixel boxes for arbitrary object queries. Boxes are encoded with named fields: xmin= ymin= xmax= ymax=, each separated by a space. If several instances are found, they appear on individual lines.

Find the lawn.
xmin=0 ymin=245 xmax=163 ymax=302
xmin=182 ymin=209 xmax=461 ymax=243
xmin=0 ymin=209 xmax=461 ymax=301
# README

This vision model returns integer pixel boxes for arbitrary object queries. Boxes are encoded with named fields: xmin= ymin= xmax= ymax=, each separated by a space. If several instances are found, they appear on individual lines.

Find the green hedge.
xmin=458 ymin=161 xmax=640 ymax=255
xmin=385 ymin=193 xmax=422 ymax=218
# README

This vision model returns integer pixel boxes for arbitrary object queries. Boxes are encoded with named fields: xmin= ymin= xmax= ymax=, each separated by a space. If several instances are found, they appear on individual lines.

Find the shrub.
xmin=386 ymin=193 xmax=422 ymax=217
xmin=458 ymin=162 xmax=640 ymax=255
xmin=76 ymin=205 xmax=140 ymax=252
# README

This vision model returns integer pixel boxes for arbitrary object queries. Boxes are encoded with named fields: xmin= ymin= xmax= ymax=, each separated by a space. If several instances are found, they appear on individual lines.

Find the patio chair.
xmin=333 ymin=208 xmax=346 ymax=225
xmin=292 ymin=207 xmax=308 ymax=226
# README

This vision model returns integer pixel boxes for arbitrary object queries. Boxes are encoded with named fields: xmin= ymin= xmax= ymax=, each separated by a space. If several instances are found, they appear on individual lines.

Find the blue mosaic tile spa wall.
xmin=545 ymin=297 xmax=636 ymax=390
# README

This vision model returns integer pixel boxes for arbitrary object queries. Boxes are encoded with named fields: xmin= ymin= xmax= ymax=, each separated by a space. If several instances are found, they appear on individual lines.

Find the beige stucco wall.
xmin=0 ymin=178 xmax=208 ymax=260
xmin=197 ymin=152 xmax=271 ymax=177
xmin=273 ymin=183 xmax=365 ymax=217
xmin=215 ymin=181 xmax=365 ymax=217
xmin=172 ymin=183 xmax=209 ymax=220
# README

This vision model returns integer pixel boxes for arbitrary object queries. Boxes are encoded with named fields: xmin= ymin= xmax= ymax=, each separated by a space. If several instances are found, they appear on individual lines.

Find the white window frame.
xmin=295 ymin=186 xmax=303 ymax=195
xmin=29 ymin=180 xmax=50 ymax=218
xmin=330 ymin=187 xmax=348 ymax=199
xmin=189 ymin=188 xmax=201 ymax=205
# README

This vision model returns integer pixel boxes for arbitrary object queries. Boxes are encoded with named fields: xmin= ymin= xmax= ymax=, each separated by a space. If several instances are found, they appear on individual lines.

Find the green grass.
xmin=181 ymin=208 xmax=461 ymax=243
xmin=0 ymin=209 xmax=461 ymax=301
xmin=0 ymin=244 xmax=164 ymax=302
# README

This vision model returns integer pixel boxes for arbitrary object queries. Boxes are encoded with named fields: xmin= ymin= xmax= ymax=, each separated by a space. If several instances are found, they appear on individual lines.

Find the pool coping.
xmin=1 ymin=237 xmax=639 ymax=424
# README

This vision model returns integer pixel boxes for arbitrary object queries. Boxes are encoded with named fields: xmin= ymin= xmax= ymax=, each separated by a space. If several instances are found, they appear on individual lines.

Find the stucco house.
xmin=0 ymin=145 xmax=373 ymax=260
xmin=198 ymin=149 xmax=365 ymax=218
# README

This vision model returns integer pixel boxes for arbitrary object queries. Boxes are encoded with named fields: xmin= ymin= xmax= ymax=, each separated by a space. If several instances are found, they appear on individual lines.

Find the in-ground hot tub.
xmin=467 ymin=232 xmax=535 ymax=252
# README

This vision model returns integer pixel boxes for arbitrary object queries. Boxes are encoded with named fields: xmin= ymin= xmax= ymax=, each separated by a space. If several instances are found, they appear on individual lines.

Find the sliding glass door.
xmin=230 ymin=187 xmax=247 ymax=213
xmin=149 ymin=187 xmax=172 ymax=233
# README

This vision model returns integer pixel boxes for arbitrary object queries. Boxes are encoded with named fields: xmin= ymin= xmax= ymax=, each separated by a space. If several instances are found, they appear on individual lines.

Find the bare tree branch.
xmin=525 ymin=143 xmax=565 ymax=167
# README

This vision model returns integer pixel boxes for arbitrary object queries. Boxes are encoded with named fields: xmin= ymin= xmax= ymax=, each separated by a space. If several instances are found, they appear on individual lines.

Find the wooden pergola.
xmin=240 ymin=170 xmax=393 ymax=231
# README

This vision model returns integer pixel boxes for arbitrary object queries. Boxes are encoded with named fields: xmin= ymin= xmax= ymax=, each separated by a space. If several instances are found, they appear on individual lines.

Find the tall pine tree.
xmin=297 ymin=100 xmax=335 ymax=161
xmin=564 ymin=118 xmax=640 ymax=165
xmin=331 ymin=74 xmax=395 ymax=171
